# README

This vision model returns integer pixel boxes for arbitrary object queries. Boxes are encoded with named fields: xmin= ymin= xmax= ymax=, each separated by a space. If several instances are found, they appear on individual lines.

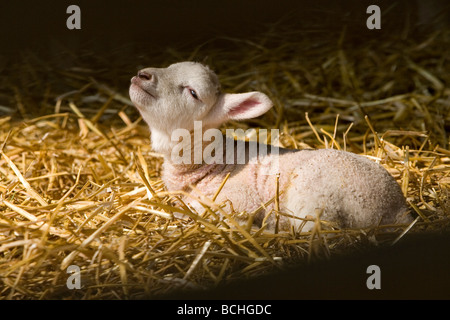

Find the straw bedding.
xmin=0 ymin=24 xmax=449 ymax=299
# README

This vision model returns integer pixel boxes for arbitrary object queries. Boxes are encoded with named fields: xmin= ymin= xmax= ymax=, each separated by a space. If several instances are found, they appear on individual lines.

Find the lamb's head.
xmin=129 ymin=61 xmax=273 ymax=154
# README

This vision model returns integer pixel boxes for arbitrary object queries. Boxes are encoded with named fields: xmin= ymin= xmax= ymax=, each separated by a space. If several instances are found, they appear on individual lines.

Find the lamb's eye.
xmin=189 ymin=89 xmax=199 ymax=100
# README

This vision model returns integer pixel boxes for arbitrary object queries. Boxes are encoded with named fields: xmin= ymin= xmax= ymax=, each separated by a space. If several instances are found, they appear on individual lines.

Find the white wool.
xmin=129 ymin=61 xmax=412 ymax=232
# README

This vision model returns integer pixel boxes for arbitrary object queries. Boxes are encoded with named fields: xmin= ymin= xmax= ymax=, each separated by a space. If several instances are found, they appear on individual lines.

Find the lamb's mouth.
xmin=130 ymin=76 xmax=157 ymax=99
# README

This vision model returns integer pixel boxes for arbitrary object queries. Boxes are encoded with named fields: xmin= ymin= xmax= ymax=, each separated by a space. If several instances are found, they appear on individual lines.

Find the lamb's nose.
xmin=137 ymin=70 xmax=152 ymax=81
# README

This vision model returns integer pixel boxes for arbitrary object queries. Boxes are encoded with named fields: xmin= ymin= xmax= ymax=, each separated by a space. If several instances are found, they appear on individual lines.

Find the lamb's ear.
xmin=204 ymin=92 xmax=273 ymax=126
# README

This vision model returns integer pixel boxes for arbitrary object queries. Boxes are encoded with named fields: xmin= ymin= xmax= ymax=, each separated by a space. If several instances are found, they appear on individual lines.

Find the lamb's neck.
xmin=156 ymin=129 xmax=229 ymax=191
xmin=153 ymin=127 xmax=281 ymax=192
xmin=163 ymin=160 xmax=227 ymax=192
xmin=150 ymin=127 xmax=174 ymax=156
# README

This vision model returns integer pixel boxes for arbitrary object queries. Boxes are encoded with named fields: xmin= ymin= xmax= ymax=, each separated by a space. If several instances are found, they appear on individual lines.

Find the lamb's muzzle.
xmin=129 ymin=61 xmax=412 ymax=232
xmin=137 ymin=70 xmax=152 ymax=81
xmin=130 ymin=70 xmax=158 ymax=103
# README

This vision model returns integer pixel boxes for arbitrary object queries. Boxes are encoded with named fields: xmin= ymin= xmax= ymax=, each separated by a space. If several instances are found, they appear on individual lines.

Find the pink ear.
xmin=223 ymin=92 xmax=273 ymax=120
xmin=221 ymin=92 xmax=273 ymax=120
xmin=203 ymin=91 xmax=273 ymax=127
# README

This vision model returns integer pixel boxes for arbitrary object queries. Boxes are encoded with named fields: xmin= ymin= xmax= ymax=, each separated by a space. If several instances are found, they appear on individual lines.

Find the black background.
xmin=2 ymin=0 xmax=447 ymax=56
xmin=1 ymin=0 xmax=449 ymax=301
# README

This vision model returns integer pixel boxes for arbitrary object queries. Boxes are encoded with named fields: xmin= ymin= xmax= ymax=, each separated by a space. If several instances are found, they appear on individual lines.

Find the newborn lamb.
xmin=129 ymin=61 xmax=411 ymax=231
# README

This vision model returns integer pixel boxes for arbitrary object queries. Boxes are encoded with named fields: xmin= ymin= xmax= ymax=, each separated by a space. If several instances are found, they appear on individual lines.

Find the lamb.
xmin=129 ymin=61 xmax=412 ymax=232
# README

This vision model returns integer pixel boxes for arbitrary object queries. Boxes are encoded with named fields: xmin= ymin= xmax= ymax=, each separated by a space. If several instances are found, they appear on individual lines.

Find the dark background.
xmin=0 ymin=0 xmax=449 ymax=300
xmin=1 ymin=0 xmax=448 ymax=57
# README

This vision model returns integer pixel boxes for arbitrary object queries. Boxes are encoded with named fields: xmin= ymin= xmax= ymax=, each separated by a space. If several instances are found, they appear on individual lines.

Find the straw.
xmin=0 ymin=23 xmax=449 ymax=299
